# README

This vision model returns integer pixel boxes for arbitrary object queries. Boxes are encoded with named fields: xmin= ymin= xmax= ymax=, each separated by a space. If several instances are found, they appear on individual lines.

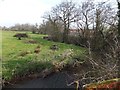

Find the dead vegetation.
xmin=34 ymin=45 xmax=41 ymax=54
xmin=13 ymin=33 xmax=28 ymax=40
xmin=24 ymin=39 xmax=37 ymax=44
xmin=19 ymin=51 xmax=31 ymax=56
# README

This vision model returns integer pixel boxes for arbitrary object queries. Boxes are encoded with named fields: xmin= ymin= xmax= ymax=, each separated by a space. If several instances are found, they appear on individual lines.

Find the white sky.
xmin=0 ymin=0 xmax=117 ymax=27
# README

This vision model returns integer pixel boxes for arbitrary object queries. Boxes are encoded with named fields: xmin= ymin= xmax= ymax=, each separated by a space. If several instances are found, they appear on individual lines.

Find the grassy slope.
xmin=2 ymin=31 xmax=86 ymax=81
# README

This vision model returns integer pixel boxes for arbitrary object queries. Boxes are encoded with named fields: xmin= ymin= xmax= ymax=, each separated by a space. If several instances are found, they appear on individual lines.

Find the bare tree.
xmin=91 ymin=2 xmax=117 ymax=51
xmin=47 ymin=0 xmax=79 ymax=42
xmin=10 ymin=23 xmax=36 ymax=32
xmin=66 ymin=32 xmax=119 ymax=89
xmin=74 ymin=0 xmax=95 ymax=47
xmin=40 ymin=14 xmax=63 ymax=41
xmin=38 ymin=20 xmax=51 ymax=34
xmin=117 ymin=0 xmax=120 ymax=36
xmin=81 ymin=0 xmax=95 ymax=31
xmin=66 ymin=1 xmax=119 ymax=89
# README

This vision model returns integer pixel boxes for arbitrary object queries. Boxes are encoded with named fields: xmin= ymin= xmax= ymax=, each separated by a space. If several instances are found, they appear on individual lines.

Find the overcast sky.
xmin=0 ymin=0 xmax=117 ymax=27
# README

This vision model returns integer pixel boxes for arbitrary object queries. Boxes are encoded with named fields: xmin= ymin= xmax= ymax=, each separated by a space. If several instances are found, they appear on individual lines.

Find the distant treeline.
xmin=2 ymin=23 xmax=39 ymax=33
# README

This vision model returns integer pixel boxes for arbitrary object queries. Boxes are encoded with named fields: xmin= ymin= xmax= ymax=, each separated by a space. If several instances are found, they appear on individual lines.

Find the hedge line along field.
xmin=2 ymin=31 xmax=86 ymax=82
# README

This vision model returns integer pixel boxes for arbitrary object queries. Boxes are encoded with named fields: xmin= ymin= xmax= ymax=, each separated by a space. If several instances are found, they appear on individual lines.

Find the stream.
xmin=2 ymin=72 xmax=81 ymax=89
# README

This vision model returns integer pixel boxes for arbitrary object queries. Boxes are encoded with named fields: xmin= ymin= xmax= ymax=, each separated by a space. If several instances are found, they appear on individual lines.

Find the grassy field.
xmin=2 ymin=31 xmax=86 ymax=81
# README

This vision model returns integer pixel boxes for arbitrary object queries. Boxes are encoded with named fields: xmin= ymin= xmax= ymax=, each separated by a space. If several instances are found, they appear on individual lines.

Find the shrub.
xmin=50 ymin=44 xmax=59 ymax=51
xmin=43 ymin=36 xmax=52 ymax=41
xmin=13 ymin=33 xmax=28 ymax=40
xmin=44 ymin=34 xmax=88 ymax=48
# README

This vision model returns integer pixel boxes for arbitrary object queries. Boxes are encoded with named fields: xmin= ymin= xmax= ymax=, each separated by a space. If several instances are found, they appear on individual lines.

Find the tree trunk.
xmin=63 ymin=26 xmax=68 ymax=43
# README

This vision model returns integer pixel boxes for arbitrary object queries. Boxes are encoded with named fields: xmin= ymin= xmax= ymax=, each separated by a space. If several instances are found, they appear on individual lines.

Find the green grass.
xmin=2 ymin=31 xmax=86 ymax=81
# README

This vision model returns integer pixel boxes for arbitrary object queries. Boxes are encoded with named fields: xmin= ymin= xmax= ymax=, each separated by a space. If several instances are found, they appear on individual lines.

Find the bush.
xmin=44 ymin=33 xmax=88 ymax=47
xmin=67 ymin=35 xmax=79 ymax=45
xmin=13 ymin=33 xmax=28 ymax=40
xmin=50 ymin=44 xmax=59 ymax=51
xmin=43 ymin=36 xmax=52 ymax=41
